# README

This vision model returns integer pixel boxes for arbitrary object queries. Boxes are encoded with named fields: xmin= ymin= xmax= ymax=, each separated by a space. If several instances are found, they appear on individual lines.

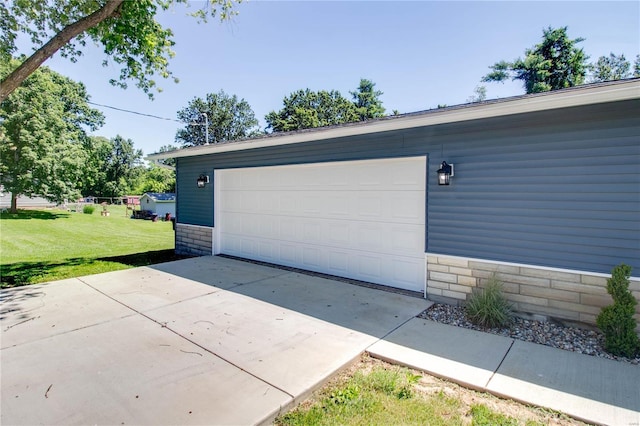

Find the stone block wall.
xmin=426 ymin=254 xmax=640 ymax=327
xmin=175 ymin=223 xmax=213 ymax=256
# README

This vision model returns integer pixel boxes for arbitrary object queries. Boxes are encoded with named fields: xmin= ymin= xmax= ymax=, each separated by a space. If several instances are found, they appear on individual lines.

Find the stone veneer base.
xmin=426 ymin=253 xmax=640 ymax=329
xmin=175 ymin=223 xmax=213 ymax=257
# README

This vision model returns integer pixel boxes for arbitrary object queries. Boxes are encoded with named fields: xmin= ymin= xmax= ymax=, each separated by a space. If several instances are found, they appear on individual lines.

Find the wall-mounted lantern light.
xmin=437 ymin=161 xmax=454 ymax=185
xmin=196 ymin=174 xmax=210 ymax=188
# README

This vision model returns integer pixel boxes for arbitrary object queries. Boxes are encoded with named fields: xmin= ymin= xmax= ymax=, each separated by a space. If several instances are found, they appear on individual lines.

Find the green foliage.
xmin=467 ymin=85 xmax=487 ymax=103
xmin=0 ymin=58 xmax=104 ymax=212
xmin=77 ymin=135 xmax=148 ymax=198
xmin=329 ymin=384 xmax=360 ymax=405
xmin=470 ymin=404 xmax=518 ymax=426
xmin=79 ymin=136 xmax=169 ymax=197
xmin=266 ymin=79 xmax=389 ymax=132
xmin=102 ymin=135 xmax=144 ymax=198
xmin=482 ymin=26 xmax=588 ymax=93
xmin=175 ymin=91 xmax=259 ymax=146
xmin=77 ymin=135 xmax=109 ymax=197
xmin=82 ymin=205 xmax=95 ymax=214
xmin=266 ymin=88 xmax=359 ymax=132
xmin=350 ymin=78 xmax=385 ymax=121
xmin=466 ymin=274 xmax=513 ymax=328
xmin=589 ymin=53 xmax=632 ymax=82
xmin=135 ymin=164 xmax=176 ymax=194
xmin=1 ymin=0 xmax=241 ymax=100
xmin=596 ymin=264 xmax=640 ymax=358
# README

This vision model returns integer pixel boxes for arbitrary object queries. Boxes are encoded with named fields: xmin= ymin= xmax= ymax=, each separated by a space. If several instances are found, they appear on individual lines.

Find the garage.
xmin=214 ymin=157 xmax=427 ymax=292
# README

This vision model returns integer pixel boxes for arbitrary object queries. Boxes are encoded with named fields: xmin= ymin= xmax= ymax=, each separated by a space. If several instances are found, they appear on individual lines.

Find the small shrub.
xmin=82 ymin=205 xmax=95 ymax=214
xmin=466 ymin=274 xmax=513 ymax=328
xmin=596 ymin=264 xmax=640 ymax=358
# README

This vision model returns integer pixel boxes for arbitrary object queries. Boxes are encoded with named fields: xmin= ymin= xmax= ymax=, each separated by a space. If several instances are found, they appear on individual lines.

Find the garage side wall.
xmin=174 ymin=100 xmax=640 ymax=324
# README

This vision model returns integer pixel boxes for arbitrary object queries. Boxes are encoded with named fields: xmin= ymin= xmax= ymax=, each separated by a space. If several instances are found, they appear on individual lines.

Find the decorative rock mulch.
xmin=418 ymin=303 xmax=639 ymax=366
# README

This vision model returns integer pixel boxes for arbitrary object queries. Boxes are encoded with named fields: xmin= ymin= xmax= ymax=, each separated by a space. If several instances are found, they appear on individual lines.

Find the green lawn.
xmin=0 ymin=206 xmax=185 ymax=287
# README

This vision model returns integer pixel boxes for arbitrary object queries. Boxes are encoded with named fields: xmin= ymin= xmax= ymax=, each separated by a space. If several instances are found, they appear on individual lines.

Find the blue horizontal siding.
xmin=176 ymin=160 xmax=214 ymax=226
xmin=176 ymin=99 xmax=640 ymax=274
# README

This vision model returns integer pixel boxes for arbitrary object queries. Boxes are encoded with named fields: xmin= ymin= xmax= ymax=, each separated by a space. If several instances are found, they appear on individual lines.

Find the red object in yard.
xmin=164 ymin=212 xmax=171 ymax=221
xmin=124 ymin=196 xmax=140 ymax=206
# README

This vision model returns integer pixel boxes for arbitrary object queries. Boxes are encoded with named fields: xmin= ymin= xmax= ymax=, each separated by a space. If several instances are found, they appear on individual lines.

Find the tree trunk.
xmin=0 ymin=0 xmax=125 ymax=102
xmin=10 ymin=193 xmax=18 ymax=214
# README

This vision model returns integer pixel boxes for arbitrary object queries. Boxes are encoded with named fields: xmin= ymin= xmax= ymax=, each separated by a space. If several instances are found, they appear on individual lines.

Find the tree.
xmin=154 ymin=144 xmax=179 ymax=167
xmin=589 ymin=53 xmax=632 ymax=82
xmin=482 ymin=26 xmax=588 ymax=94
xmin=467 ymin=85 xmax=487 ymax=103
xmin=135 ymin=164 xmax=176 ymax=194
xmin=78 ymin=135 xmax=112 ymax=197
xmin=634 ymin=55 xmax=640 ymax=78
xmin=103 ymin=135 xmax=144 ymax=198
xmin=350 ymin=78 xmax=385 ymax=121
xmin=0 ymin=59 xmax=104 ymax=212
xmin=175 ymin=91 xmax=259 ymax=146
xmin=265 ymin=89 xmax=359 ymax=132
xmin=78 ymin=134 xmax=147 ymax=198
xmin=0 ymin=0 xmax=240 ymax=102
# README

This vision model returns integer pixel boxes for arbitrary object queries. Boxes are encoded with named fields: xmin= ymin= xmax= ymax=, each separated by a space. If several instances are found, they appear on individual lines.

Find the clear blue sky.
xmin=33 ymin=1 xmax=640 ymax=156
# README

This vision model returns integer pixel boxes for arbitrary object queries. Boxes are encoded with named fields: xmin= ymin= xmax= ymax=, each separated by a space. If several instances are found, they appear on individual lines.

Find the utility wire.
xmin=87 ymin=101 xmax=204 ymax=125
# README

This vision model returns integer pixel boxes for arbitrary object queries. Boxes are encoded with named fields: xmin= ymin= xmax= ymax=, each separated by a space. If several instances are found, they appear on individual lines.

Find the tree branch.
xmin=1 ymin=0 xmax=125 ymax=102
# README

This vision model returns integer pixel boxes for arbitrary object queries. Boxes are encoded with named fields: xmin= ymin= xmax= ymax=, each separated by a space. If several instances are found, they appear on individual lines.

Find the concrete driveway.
xmin=1 ymin=256 xmax=430 ymax=425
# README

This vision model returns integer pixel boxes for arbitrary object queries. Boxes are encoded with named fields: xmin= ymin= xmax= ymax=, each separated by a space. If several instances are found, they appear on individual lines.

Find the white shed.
xmin=140 ymin=193 xmax=176 ymax=218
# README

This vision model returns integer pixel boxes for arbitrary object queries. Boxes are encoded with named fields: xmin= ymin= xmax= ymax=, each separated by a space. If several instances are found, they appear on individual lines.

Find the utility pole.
xmin=202 ymin=112 xmax=209 ymax=145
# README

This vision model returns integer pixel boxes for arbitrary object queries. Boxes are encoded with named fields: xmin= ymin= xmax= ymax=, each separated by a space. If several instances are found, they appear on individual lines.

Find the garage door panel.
xmin=223 ymin=217 xmax=422 ymax=257
xmin=390 ymin=195 xmax=424 ymax=221
xmin=326 ymin=194 xmax=351 ymax=217
xmin=280 ymin=193 xmax=302 ymax=214
xmin=327 ymin=251 xmax=349 ymax=274
xmin=327 ymin=223 xmax=351 ymax=245
xmin=259 ymin=192 xmax=278 ymax=213
xmin=302 ymin=221 xmax=322 ymax=243
xmin=280 ymin=244 xmax=297 ymax=264
xmin=390 ymin=227 xmax=425 ymax=253
xmin=227 ymin=189 xmax=423 ymax=225
xmin=392 ymin=259 xmax=425 ymax=287
xmin=218 ymin=157 xmax=426 ymax=292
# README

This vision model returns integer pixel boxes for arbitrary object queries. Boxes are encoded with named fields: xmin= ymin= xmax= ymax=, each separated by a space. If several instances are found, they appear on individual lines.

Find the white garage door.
xmin=216 ymin=157 xmax=426 ymax=292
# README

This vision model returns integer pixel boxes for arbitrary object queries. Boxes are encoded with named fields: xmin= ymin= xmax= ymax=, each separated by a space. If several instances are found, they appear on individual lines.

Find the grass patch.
xmin=276 ymin=357 xmax=583 ymax=426
xmin=1 ymin=207 xmax=185 ymax=287
xmin=278 ymin=364 xmax=463 ymax=426
xmin=470 ymin=404 xmax=519 ymax=426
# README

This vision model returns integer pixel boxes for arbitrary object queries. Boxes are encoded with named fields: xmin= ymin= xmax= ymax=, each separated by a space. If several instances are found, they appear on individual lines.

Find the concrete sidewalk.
xmin=2 ymin=255 xmax=639 ymax=425
xmin=368 ymin=318 xmax=640 ymax=426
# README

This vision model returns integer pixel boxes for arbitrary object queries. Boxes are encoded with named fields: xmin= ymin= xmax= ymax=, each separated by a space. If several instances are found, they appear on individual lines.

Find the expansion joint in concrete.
xmin=77 ymin=277 xmax=295 ymax=400
xmin=484 ymin=339 xmax=515 ymax=389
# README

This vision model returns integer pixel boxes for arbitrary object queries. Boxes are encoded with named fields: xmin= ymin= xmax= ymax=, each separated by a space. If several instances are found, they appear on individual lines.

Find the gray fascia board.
xmin=147 ymin=79 xmax=640 ymax=161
